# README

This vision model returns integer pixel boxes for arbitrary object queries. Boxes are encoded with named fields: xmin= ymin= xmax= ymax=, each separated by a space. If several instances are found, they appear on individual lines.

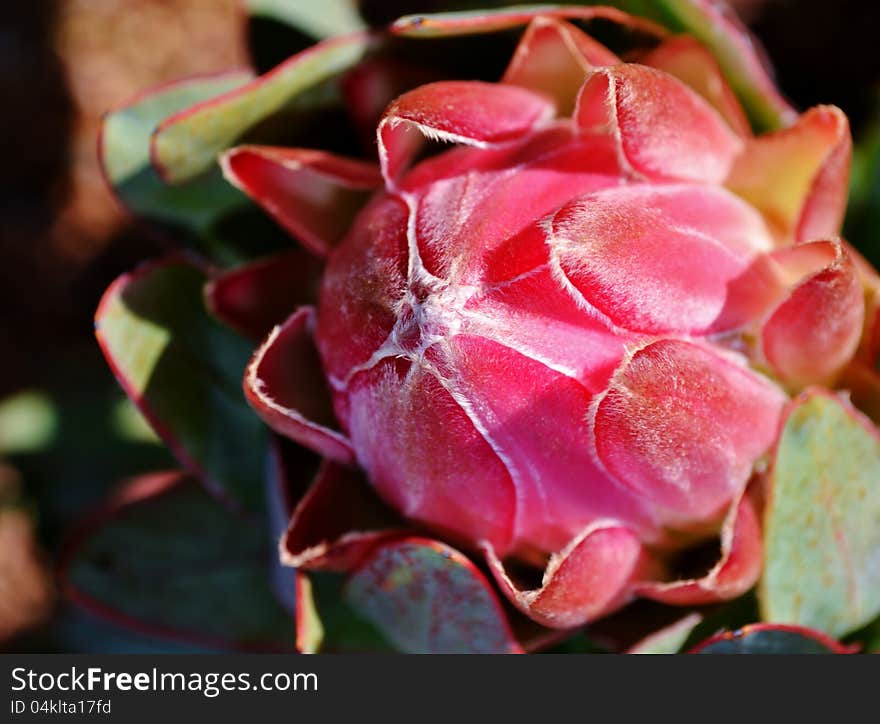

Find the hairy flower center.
xmin=391 ymin=276 xmax=475 ymax=358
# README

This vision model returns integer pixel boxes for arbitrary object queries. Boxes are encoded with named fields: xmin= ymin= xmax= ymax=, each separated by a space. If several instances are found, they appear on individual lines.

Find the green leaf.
xmin=101 ymin=73 xmax=256 ymax=263
xmin=246 ymin=0 xmax=365 ymax=38
xmin=151 ymin=33 xmax=371 ymax=184
xmin=95 ymin=259 xmax=267 ymax=513
xmin=295 ymin=572 xmax=394 ymax=653
xmin=343 ymin=538 xmax=522 ymax=653
xmin=845 ymin=107 xmax=880 ymax=268
xmin=693 ymin=624 xmax=848 ymax=654
xmin=0 ymin=390 xmax=57 ymax=454
xmin=628 ymin=613 xmax=703 ymax=654
xmin=761 ymin=390 xmax=880 ymax=638
xmin=63 ymin=473 xmax=293 ymax=650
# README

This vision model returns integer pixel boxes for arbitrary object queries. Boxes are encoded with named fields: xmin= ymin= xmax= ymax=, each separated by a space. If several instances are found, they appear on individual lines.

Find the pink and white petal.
xmin=502 ymin=17 xmax=619 ymax=117
xmin=462 ymin=267 xmax=636 ymax=394
xmin=346 ymin=359 xmax=518 ymax=554
xmin=414 ymin=129 xmax=621 ymax=283
xmin=280 ymin=461 xmax=403 ymax=572
xmin=316 ymin=194 xmax=409 ymax=385
xmin=221 ymin=146 xmax=382 ymax=256
xmin=717 ymin=238 xmax=860 ymax=333
xmin=575 ymin=64 xmax=744 ymax=184
xmin=205 ymin=249 xmax=323 ymax=340
xmin=760 ymin=241 xmax=864 ymax=389
xmin=592 ymin=339 xmax=786 ymax=528
xmin=391 ymin=6 xmax=667 ymax=39
xmin=546 ymin=184 xmax=773 ymax=334
xmin=444 ymin=334 xmax=658 ymax=554
xmin=635 ymin=491 xmax=763 ymax=605
xmin=481 ymin=523 xmax=655 ymax=629
xmin=244 ymin=307 xmax=354 ymax=463
xmin=377 ymin=81 xmax=555 ymax=186
xmin=726 ymin=106 xmax=851 ymax=241
xmin=640 ymin=35 xmax=750 ymax=137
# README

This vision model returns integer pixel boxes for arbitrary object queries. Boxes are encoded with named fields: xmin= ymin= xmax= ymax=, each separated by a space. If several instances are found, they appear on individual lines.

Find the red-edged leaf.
xmin=390 ymin=6 xmax=667 ymax=39
xmin=295 ymin=571 xmax=393 ymax=653
xmin=99 ymin=71 xmax=252 ymax=234
xmin=220 ymin=146 xmax=382 ymax=256
xmin=690 ymin=623 xmax=857 ymax=654
xmin=761 ymin=390 xmax=880 ymax=638
xmin=151 ymin=32 xmax=372 ymax=183
xmin=344 ymin=538 xmax=522 ymax=653
xmin=95 ymin=258 xmax=267 ymax=511
xmin=205 ymin=249 xmax=324 ymax=340
xmin=575 ymin=64 xmax=743 ymax=184
xmin=60 ymin=472 xmax=293 ymax=652
xmin=244 ymin=307 xmax=354 ymax=463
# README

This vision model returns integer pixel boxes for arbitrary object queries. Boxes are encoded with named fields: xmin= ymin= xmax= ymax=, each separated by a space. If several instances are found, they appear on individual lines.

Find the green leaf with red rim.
xmin=691 ymin=624 xmax=855 ymax=654
xmin=761 ymin=390 xmax=880 ymax=638
xmin=61 ymin=472 xmax=293 ymax=651
xmin=95 ymin=258 xmax=267 ymax=512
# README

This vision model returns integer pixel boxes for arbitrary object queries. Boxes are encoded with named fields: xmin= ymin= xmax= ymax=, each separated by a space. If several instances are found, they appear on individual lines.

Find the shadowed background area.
xmin=2 ymin=0 xmax=880 ymax=651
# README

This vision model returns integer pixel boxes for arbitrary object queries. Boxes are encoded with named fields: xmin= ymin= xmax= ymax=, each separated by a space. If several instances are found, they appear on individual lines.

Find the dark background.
xmin=2 ymin=0 xmax=879 ymax=650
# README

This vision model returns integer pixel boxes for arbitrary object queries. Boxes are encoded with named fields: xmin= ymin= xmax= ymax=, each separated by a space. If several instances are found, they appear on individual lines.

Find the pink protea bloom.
xmin=215 ymin=8 xmax=864 ymax=628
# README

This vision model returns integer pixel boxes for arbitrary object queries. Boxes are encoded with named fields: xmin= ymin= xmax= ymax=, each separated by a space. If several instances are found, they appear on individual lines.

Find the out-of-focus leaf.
xmin=247 ymin=0 xmax=365 ymax=38
xmin=761 ymin=390 xmax=880 ymax=638
xmin=61 ymin=472 xmax=293 ymax=651
xmin=111 ymin=399 xmax=160 ymax=444
xmin=0 ymin=391 xmax=57 ymax=454
xmin=628 ymin=613 xmax=703 ymax=654
xmin=151 ymin=33 xmax=372 ymax=184
xmin=100 ymin=72 xmax=257 ymax=264
xmin=95 ymin=259 xmax=267 ymax=512
xmin=691 ymin=623 xmax=854 ymax=654
xmin=644 ymin=0 xmax=796 ymax=131
xmin=845 ymin=111 xmax=880 ymax=268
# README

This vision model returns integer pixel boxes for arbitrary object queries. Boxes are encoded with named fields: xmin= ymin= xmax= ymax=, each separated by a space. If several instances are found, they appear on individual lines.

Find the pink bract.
xmin=221 ymin=10 xmax=864 ymax=628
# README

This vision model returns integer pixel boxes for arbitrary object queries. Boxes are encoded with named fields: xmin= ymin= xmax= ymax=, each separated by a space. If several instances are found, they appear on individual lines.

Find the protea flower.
xmin=74 ymin=1 xmax=880 ymax=654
